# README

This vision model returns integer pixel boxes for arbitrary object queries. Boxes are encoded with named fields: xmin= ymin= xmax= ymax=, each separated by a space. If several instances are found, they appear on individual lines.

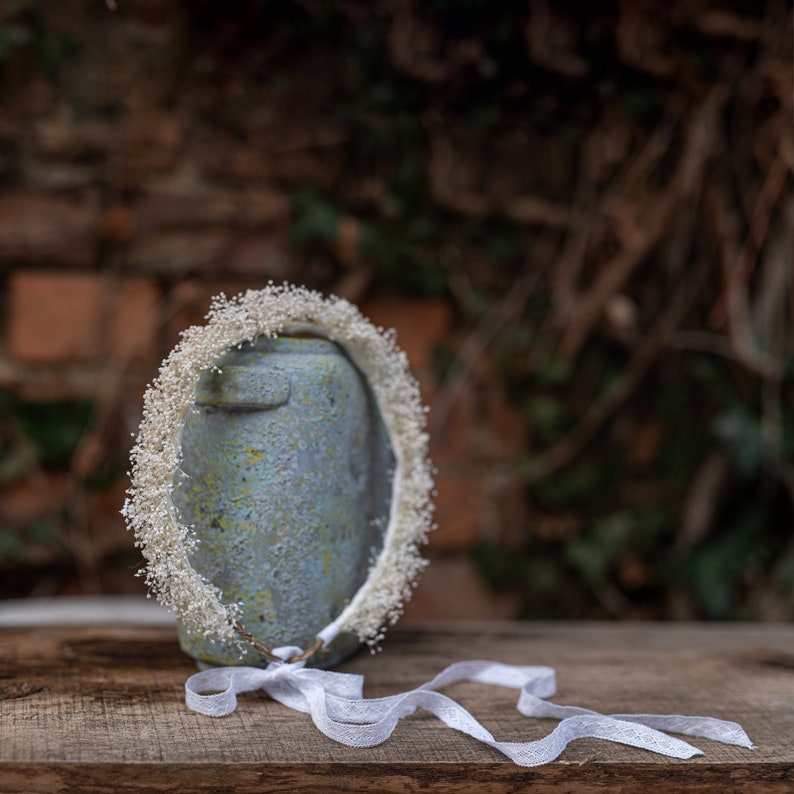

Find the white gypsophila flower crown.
xmin=122 ymin=284 xmax=434 ymax=653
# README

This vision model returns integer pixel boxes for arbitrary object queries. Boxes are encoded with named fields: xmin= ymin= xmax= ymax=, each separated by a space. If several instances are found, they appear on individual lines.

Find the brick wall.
xmin=0 ymin=0 xmax=530 ymax=616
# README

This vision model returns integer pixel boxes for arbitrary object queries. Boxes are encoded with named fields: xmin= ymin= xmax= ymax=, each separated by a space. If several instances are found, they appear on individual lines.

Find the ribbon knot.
xmin=185 ymin=654 xmax=754 ymax=767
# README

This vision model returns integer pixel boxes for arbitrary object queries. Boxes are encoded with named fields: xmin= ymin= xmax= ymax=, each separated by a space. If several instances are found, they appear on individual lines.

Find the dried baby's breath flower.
xmin=122 ymin=284 xmax=434 ymax=649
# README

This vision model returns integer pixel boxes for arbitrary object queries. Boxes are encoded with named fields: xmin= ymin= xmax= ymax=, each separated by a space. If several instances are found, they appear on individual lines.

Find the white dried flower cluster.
xmin=122 ymin=283 xmax=434 ymax=649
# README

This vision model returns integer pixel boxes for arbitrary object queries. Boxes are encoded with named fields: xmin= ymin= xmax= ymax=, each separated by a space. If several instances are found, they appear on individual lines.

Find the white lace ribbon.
xmin=184 ymin=647 xmax=754 ymax=767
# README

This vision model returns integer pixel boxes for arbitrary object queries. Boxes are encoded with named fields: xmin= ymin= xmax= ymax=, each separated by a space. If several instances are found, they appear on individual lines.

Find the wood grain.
xmin=1 ymin=622 xmax=792 ymax=792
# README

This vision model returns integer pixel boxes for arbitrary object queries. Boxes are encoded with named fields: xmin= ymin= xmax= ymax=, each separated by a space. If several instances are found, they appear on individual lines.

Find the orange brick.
xmin=9 ymin=271 xmax=161 ymax=365
xmin=359 ymin=297 xmax=453 ymax=378
xmin=402 ymin=557 xmax=521 ymax=621
xmin=429 ymin=468 xmax=483 ymax=551
xmin=198 ymin=140 xmax=275 ymax=184
xmin=0 ymin=192 xmax=96 ymax=265
xmin=429 ymin=378 xmax=528 ymax=463
xmin=135 ymin=189 xmax=291 ymax=232
xmin=225 ymin=233 xmax=291 ymax=278
xmin=98 ymin=205 xmax=136 ymax=243
xmin=125 ymin=231 xmax=228 ymax=275
xmin=110 ymin=279 xmax=161 ymax=364
xmin=427 ymin=386 xmax=477 ymax=461
xmin=111 ymin=111 xmax=183 ymax=177
xmin=10 ymin=272 xmax=102 ymax=363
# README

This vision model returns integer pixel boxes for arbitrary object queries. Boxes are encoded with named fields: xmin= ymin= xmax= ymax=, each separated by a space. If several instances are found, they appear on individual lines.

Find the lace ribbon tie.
xmin=184 ymin=648 xmax=755 ymax=767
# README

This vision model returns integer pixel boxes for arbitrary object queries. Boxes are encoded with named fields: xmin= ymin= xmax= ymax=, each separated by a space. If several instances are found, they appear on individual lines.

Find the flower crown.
xmin=123 ymin=284 xmax=434 ymax=655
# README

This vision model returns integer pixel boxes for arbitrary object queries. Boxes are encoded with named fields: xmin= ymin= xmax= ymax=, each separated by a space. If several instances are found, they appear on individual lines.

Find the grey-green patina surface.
xmin=172 ymin=336 xmax=394 ymax=668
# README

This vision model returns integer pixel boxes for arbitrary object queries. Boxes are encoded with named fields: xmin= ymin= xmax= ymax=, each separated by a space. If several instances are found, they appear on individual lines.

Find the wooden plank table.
xmin=1 ymin=620 xmax=792 ymax=792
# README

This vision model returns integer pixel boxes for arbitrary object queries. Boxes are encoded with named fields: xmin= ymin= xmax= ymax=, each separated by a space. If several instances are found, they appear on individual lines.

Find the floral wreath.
xmin=123 ymin=284 xmax=434 ymax=660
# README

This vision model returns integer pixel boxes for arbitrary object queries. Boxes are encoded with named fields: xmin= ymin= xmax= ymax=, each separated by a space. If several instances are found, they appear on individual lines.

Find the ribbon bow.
xmin=185 ymin=647 xmax=753 ymax=767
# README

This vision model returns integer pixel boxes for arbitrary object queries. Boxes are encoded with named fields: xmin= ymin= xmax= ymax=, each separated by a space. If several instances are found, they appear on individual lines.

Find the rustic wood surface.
xmin=1 ymin=621 xmax=792 ymax=792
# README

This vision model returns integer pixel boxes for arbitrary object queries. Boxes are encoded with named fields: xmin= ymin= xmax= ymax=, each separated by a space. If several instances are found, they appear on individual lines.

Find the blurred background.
xmin=0 ymin=0 xmax=791 ymax=623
